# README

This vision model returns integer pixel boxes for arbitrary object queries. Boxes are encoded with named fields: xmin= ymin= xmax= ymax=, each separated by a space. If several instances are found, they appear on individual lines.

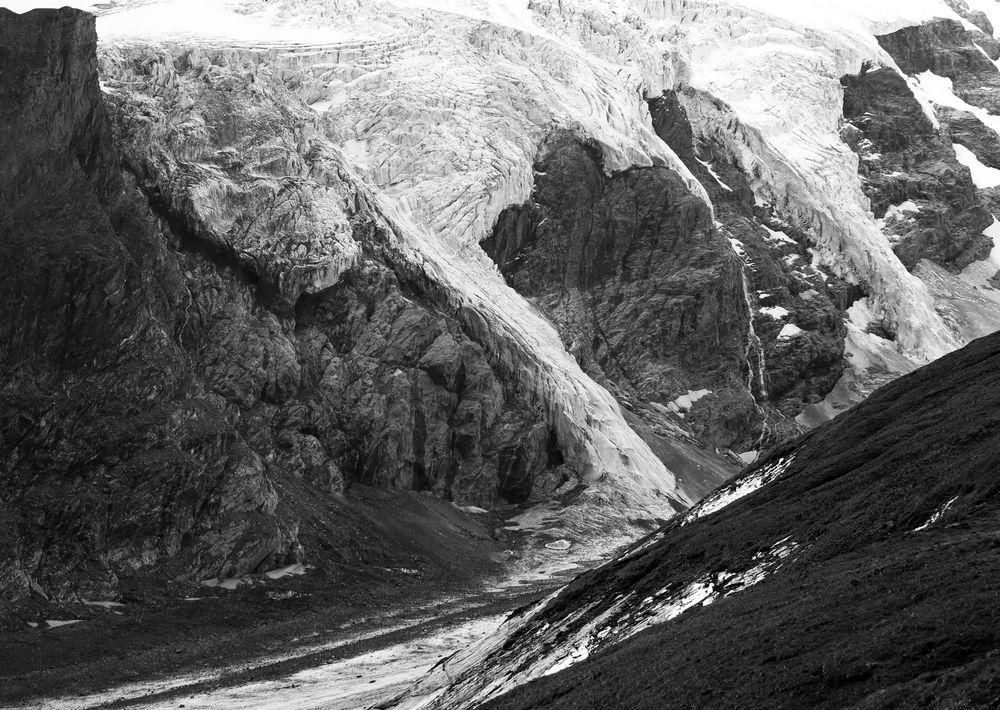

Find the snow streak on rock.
xmin=388 ymin=535 xmax=801 ymax=709
xmin=682 ymin=454 xmax=797 ymax=525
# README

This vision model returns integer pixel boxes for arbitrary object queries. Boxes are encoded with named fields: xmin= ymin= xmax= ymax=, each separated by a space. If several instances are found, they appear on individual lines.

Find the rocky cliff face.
xmin=484 ymin=131 xmax=756 ymax=450
xmin=484 ymin=93 xmax=851 ymax=454
xmin=0 ymin=8 xmax=573 ymax=606
xmin=842 ymin=63 xmax=992 ymax=271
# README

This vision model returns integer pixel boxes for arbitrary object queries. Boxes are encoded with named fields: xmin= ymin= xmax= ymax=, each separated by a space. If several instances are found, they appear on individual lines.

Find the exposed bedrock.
xmin=940 ymin=105 xmax=1000 ymax=170
xmin=0 ymin=8 xmax=564 ymax=605
xmin=878 ymin=18 xmax=1000 ymax=114
xmin=0 ymin=8 xmax=295 ymax=604
xmin=484 ymin=130 xmax=757 ymax=452
xmin=944 ymin=0 xmax=995 ymax=36
xmin=485 ymin=91 xmax=849 ymax=453
xmin=651 ymin=91 xmax=848 ymax=442
xmin=841 ymin=64 xmax=993 ymax=270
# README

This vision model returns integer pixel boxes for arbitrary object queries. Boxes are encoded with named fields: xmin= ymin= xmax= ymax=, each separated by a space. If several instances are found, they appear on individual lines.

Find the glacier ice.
xmin=8 ymin=0 xmax=998 ymax=545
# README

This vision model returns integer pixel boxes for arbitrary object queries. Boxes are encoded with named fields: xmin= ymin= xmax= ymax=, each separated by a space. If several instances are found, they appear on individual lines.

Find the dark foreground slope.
xmin=461 ymin=331 xmax=1000 ymax=709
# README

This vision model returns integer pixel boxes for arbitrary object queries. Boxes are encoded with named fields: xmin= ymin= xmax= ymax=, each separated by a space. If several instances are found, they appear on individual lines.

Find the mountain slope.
xmin=392 ymin=329 xmax=1000 ymax=709
xmin=6 ymin=0 xmax=1000 ymax=616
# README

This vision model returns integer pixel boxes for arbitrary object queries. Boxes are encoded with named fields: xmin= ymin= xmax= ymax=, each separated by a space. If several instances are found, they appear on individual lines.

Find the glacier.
xmin=16 ymin=0 xmax=992 ymax=544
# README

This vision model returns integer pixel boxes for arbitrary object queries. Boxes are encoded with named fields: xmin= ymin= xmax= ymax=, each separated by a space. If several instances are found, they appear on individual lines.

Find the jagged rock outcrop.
xmin=0 ymin=7 xmax=567 ymax=606
xmin=484 ymin=131 xmax=757 ymax=451
xmin=940 ymin=105 xmax=1000 ymax=169
xmin=945 ymin=0 xmax=994 ymax=35
xmin=483 ymin=90 xmax=852 ymax=456
xmin=0 ymin=7 xmax=296 ymax=604
xmin=841 ymin=63 xmax=992 ymax=270
xmin=650 ymin=90 xmax=849 ymax=445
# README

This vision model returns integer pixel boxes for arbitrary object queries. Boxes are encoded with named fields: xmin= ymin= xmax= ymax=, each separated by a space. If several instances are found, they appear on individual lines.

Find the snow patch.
xmin=762 ymin=226 xmax=797 ymax=245
xmin=738 ymin=450 xmax=759 ymax=464
xmin=953 ymin=143 xmax=1000 ymax=188
xmin=914 ymin=496 xmax=959 ymax=531
xmin=912 ymin=71 xmax=1000 ymax=139
xmin=759 ymin=305 xmax=790 ymax=319
xmin=265 ymin=563 xmax=310 ymax=580
xmin=777 ymin=323 xmax=805 ymax=339
xmin=698 ymin=158 xmax=733 ymax=191
xmin=728 ymin=238 xmax=747 ymax=259
xmin=45 ymin=620 xmax=83 ymax=628
xmin=456 ymin=504 xmax=489 ymax=514
xmin=682 ymin=455 xmax=796 ymax=525
xmin=666 ymin=389 xmax=712 ymax=417
xmin=543 ymin=642 xmax=590 ymax=676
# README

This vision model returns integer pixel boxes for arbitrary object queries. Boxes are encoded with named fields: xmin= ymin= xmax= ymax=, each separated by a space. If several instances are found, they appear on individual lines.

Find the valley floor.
xmin=0 ymin=486 xmax=596 ymax=709
xmin=0 ymin=564 xmax=572 ymax=710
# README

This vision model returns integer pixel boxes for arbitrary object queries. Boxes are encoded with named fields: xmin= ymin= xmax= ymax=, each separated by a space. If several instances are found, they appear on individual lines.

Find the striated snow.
xmin=682 ymin=454 xmax=797 ymax=525
xmin=391 ymin=535 xmax=801 ymax=708
xmin=914 ymin=495 xmax=959 ymax=531
xmin=953 ymin=143 xmax=1000 ymax=188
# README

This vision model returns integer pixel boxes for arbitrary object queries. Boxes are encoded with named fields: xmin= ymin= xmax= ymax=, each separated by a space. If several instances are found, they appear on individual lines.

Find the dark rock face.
xmin=483 ymin=94 xmax=849 ymax=454
xmin=651 ymin=91 xmax=848 ymax=441
xmin=472 ymin=329 xmax=1000 ymax=710
xmin=878 ymin=19 xmax=1000 ymax=114
xmin=945 ymin=0 xmax=994 ymax=36
xmin=841 ymin=64 xmax=993 ymax=270
xmin=0 ymin=8 xmax=559 ymax=605
xmin=484 ymin=130 xmax=755 ymax=451
xmin=0 ymin=8 xmax=287 ymax=606
xmin=940 ymin=105 xmax=1000 ymax=169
